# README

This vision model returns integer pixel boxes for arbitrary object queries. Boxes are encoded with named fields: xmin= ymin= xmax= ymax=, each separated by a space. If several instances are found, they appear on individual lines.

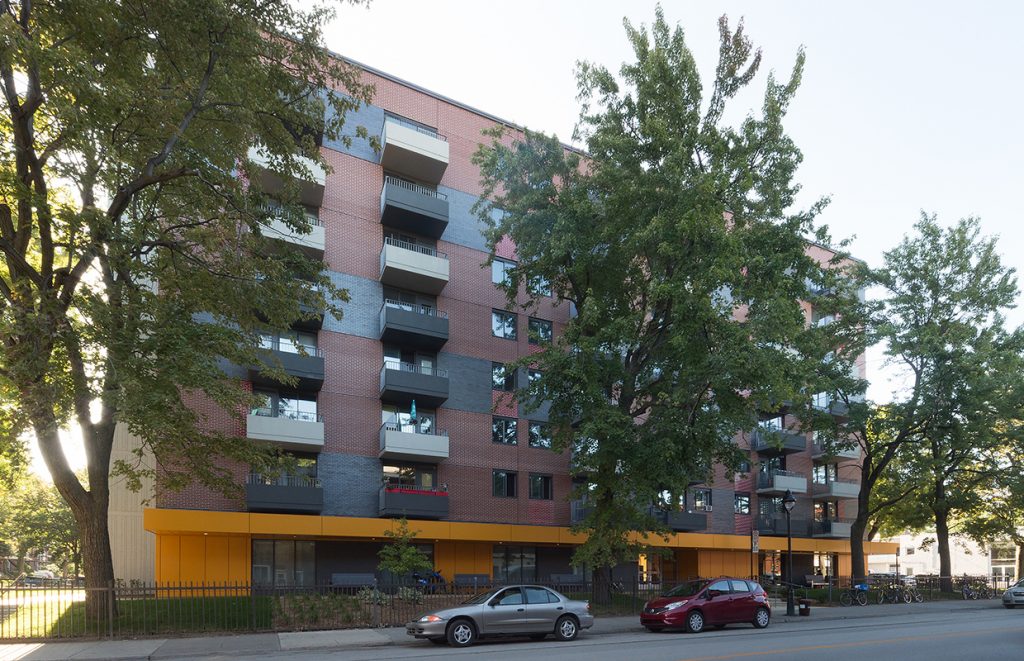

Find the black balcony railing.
xmin=383 ymin=236 xmax=447 ymax=260
xmin=250 ymin=407 xmax=322 ymax=423
xmin=381 ymin=299 xmax=448 ymax=318
xmin=248 ymin=473 xmax=321 ymax=488
xmin=383 ymin=175 xmax=448 ymax=201
xmin=385 ymin=115 xmax=447 ymax=141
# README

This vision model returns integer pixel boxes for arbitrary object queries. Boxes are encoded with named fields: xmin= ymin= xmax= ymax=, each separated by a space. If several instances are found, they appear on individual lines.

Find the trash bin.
xmin=798 ymin=599 xmax=811 ymax=616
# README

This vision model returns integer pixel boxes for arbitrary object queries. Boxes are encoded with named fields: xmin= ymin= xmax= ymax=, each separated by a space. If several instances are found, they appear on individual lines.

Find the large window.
xmin=528 ymin=369 xmax=543 ymax=383
xmin=492 ymin=258 xmax=515 ymax=286
xmin=252 ymin=540 xmax=315 ymax=587
xmin=692 ymin=488 xmax=712 ymax=511
xmin=529 ymin=474 xmax=553 ymax=500
xmin=382 ymin=464 xmax=437 ymax=490
xmin=528 ymin=422 xmax=552 ymax=449
xmin=812 ymin=463 xmax=838 ymax=484
xmin=734 ymin=493 xmax=751 ymax=515
xmin=381 ymin=404 xmax=436 ymax=435
xmin=528 ymin=318 xmax=552 ymax=344
xmin=492 ymin=310 xmax=517 ymax=340
xmin=529 ymin=275 xmax=551 ymax=297
xmin=259 ymin=329 xmax=318 ymax=354
xmin=252 ymin=390 xmax=318 ymax=422
xmin=814 ymin=500 xmax=838 ymax=522
xmin=492 ymin=470 xmax=518 ymax=498
xmin=493 ymin=545 xmax=536 ymax=583
xmin=492 ymin=363 xmax=516 ymax=391
xmin=492 ymin=417 xmax=518 ymax=445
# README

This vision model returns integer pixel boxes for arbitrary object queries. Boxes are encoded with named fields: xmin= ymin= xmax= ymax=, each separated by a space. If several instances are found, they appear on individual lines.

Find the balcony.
xmin=651 ymin=508 xmax=709 ymax=532
xmin=249 ymin=344 xmax=325 ymax=391
xmin=246 ymin=474 xmax=323 ymax=514
xmin=379 ymin=300 xmax=449 ymax=351
xmin=380 ymin=175 xmax=449 ymax=239
xmin=379 ymin=422 xmax=449 ymax=463
xmin=379 ymin=362 xmax=449 ymax=408
xmin=260 ymin=205 xmax=325 ymax=258
xmin=751 ymin=429 xmax=807 ymax=455
xmin=756 ymin=469 xmax=808 ymax=495
xmin=812 ymin=519 xmax=853 ymax=539
xmin=811 ymin=442 xmax=860 ymax=461
xmin=379 ymin=237 xmax=449 ymax=295
xmin=756 ymin=514 xmax=811 ymax=537
xmin=247 ymin=146 xmax=326 ymax=207
xmin=380 ymin=116 xmax=449 ymax=184
xmin=246 ymin=410 xmax=324 ymax=452
xmin=379 ymin=485 xmax=449 ymax=519
xmin=812 ymin=479 xmax=860 ymax=500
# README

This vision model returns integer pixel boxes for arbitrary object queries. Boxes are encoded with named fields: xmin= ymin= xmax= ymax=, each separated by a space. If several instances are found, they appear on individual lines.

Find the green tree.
xmin=858 ymin=215 xmax=1023 ymax=590
xmin=378 ymin=518 xmax=432 ymax=580
xmin=0 ymin=0 xmax=375 ymax=612
xmin=0 ymin=474 xmax=80 ymax=577
xmin=473 ymin=8 xmax=863 ymax=596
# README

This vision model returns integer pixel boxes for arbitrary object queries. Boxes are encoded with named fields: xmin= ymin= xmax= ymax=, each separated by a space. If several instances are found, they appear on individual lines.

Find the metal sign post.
xmin=751 ymin=530 xmax=760 ymax=580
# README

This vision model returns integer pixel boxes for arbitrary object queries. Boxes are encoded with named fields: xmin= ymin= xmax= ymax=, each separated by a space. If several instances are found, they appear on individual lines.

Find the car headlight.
xmin=665 ymin=600 xmax=689 ymax=610
xmin=419 ymin=614 xmax=445 ymax=623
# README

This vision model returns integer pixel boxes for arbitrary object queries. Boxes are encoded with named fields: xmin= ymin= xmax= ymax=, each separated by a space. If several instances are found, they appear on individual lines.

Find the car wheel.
xmin=685 ymin=610 xmax=705 ymax=634
xmin=753 ymin=607 xmax=770 ymax=629
xmin=555 ymin=615 xmax=579 ymax=641
xmin=446 ymin=619 xmax=477 ymax=647
xmin=645 ymin=625 xmax=664 ymax=632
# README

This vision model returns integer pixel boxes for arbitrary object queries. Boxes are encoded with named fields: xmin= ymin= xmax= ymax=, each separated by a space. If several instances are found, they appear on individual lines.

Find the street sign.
xmin=751 ymin=530 xmax=760 ymax=554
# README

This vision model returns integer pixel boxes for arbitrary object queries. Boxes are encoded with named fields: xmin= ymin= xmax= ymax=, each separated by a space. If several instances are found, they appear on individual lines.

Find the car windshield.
xmin=461 ymin=588 xmax=502 ymax=605
xmin=663 ymin=580 xmax=708 ymax=598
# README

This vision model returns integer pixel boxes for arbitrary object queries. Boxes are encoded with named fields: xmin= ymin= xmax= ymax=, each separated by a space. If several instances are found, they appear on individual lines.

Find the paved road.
xmin=176 ymin=605 xmax=1022 ymax=661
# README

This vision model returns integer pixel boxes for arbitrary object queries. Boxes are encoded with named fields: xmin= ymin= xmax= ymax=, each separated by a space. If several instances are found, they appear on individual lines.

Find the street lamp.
xmin=783 ymin=489 xmax=797 ymax=616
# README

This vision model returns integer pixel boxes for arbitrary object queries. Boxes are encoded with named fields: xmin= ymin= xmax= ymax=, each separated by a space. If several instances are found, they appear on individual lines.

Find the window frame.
xmin=492 ymin=416 xmax=518 ymax=445
xmin=528 ymin=473 xmax=554 ymax=500
xmin=492 ymin=469 xmax=518 ymax=498
xmin=491 ymin=309 xmax=518 ymax=340
xmin=734 ymin=493 xmax=751 ymax=515
xmin=491 ymin=362 xmax=516 ymax=392
xmin=527 ymin=317 xmax=553 ymax=345
xmin=528 ymin=422 xmax=552 ymax=449
xmin=492 ymin=257 xmax=516 ymax=286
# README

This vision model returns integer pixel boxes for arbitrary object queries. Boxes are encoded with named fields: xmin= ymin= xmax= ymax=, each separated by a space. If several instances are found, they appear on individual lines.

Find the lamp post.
xmin=783 ymin=489 xmax=797 ymax=616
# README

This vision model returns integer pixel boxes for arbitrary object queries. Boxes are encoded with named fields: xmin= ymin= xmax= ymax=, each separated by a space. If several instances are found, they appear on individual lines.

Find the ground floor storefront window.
xmin=493 ymin=545 xmax=537 ymax=583
xmin=252 ymin=539 xmax=315 ymax=587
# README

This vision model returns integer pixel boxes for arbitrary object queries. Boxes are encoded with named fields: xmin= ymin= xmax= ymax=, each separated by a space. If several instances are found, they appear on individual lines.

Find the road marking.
xmin=679 ymin=625 xmax=1023 ymax=660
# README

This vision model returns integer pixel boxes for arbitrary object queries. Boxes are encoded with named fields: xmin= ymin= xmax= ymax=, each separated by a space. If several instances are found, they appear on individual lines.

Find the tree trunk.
xmin=1016 ymin=539 xmax=1024 ymax=583
xmin=592 ymin=565 xmax=613 ymax=605
xmin=850 ymin=467 xmax=872 ymax=583
xmin=934 ymin=504 xmax=952 ymax=593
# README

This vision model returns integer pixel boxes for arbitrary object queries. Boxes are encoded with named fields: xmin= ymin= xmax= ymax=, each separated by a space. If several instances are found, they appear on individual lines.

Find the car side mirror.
xmin=706 ymin=590 xmax=717 ymax=600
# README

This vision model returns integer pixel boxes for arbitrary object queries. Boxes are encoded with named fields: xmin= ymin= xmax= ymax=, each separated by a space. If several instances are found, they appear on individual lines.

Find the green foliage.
xmin=0 ymin=473 xmax=80 ymax=576
xmin=378 ymin=518 xmax=432 ymax=578
xmin=0 ymin=0 xmax=374 ymax=586
xmin=866 ymin=215 xmax=1024 ymax=572
xmin=472 ymin=7 xmax=864 ymax=571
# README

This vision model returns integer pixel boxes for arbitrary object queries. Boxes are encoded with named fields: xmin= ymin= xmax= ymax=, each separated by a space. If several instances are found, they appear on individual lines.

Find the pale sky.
xmin=29 ymin=1 xmax=1024 ymax=477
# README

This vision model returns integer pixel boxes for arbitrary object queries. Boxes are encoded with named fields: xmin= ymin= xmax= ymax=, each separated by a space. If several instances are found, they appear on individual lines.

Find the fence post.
xmin=107 ymin=582 xmax=114 ymax=638
xmin=373 ymin=577 xmax=381 ymax=628
xmin=250 ymin=581 xmax=257 ymax=631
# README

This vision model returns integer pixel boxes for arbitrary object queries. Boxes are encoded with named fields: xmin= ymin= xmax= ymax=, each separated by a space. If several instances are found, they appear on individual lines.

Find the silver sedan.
xmin=406 ymin=584 xmax=594 ymax=647
xmin=1002 ymin=578 xmax=1024 ymax=608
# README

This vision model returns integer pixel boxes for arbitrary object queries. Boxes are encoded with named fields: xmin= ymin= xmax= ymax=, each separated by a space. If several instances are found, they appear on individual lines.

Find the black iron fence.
xmin=0 ymin=573 xmax=1011 ymax=641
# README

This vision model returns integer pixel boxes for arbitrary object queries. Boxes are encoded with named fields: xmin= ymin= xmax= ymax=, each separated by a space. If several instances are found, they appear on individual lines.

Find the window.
xmin=528 ymin=318 xmax=553 ymax=344
xmin=692 ymin=488 xmax=712 ymax=511
xmin=812 ymin=391 xmax=831 ymax=409
xmin=492 ymin=310 xmax=517 ymax=339
xmin=707 ymin=579 xmax=731 ymax=594
xmin=494 ymin=587 xmax=524 ymax=606
xmin=251 ymin=540 xmax=315 ymax=587
xmin=382 ymin=464 xmax=437 ymax=491
xmin=758 ymin=416 xmax=783 ymax=432
xmin=381 ymin=404 xmax=436 ymax=435
xmin=492 ymin=470 xmax=517 ymax=498
xmin=529 ymin=275 xmax=551 ymax=297
xmin=528 ymin=369 xmax=542 ymax=384
xmin=812 ymin=463 xmax=838 ymax=484
xmin=252 ymin=391 xmax=318 ymax=422
xmin=259 ymin=330 xmax=318 ymax=355
xmin=492 ymin=258 xmax=515 ymax=286
xmin=491 ymin=363 xmax=516 ymax=391
xmin=738 ymin=460 xmax=751 ymax=474
xmin=814 ymin=500 xmax=838 ymax=522
xmin=492 ymin=545 xmax=536 ymax=583
xmin=528 ymin=422 xmax=552 ymax=449
xmin=525 ymin=586 xmax=558 ymax=604
xmin=734 ymin=493 xmax=751 ymax=515
xmin=906 ymin=547 xmax=916 ymax=556
xmin=492 ymin=417 xmax=518 ymax=445
xmin=529 ymin=474 xmax=553 ymax=500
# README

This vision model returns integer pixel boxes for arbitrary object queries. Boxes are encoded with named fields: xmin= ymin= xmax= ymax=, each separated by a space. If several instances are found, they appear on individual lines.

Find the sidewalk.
xmin=0 ymin=599 xmax=1003 ymax=661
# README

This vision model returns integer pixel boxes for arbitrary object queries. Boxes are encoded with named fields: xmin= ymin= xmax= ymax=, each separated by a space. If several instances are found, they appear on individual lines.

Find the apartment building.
xmin=132 ymin=56 xmax=895 ymax=587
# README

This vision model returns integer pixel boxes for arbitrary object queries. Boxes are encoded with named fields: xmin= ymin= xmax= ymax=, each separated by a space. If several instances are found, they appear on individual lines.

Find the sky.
xmin=28 ymin=0 xmax=1024 ymax=477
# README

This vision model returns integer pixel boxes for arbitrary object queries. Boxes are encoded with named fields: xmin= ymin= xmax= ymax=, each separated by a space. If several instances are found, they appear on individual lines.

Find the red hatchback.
xmin=640 ymin=577 xmax=771 ymax=633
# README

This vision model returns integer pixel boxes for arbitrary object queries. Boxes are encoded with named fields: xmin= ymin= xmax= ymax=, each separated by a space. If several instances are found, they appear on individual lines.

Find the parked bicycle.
xmin=838 ymin=582 xmax=869 ymax=606
xmin=877 ymin=581 xmax=911 ymax=604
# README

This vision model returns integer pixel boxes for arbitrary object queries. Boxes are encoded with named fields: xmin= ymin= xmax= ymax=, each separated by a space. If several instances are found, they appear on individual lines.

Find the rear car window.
xmin=524 ymin=587 xmax=557 ymax=604
xmin=746 ymin=580 xmax=763 ymax=593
